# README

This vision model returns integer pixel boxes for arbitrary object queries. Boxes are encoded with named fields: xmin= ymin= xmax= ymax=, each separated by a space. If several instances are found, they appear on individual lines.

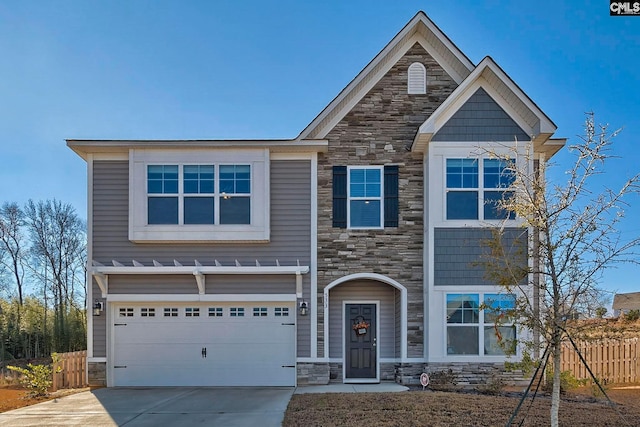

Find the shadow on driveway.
xmin=0 ymin=387 xmax=294 ymax=427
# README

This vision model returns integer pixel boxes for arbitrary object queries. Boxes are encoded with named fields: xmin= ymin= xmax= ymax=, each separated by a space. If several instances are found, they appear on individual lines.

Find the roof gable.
xmin=432 ymin=87 xmax=529 ymax=142
xmin=413 ymin=56 xmax=562 ymax=157
xmin=297 ymin=11 xmax=474 ymax=140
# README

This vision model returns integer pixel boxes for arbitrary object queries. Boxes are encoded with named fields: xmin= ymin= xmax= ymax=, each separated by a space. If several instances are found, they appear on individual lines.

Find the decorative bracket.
xmin=93 ymin=273 xmax=108 ymax=298
xmin=194 ymin=271 xmax=205 ymax=295
xmin=296 ymin=272 xmax=303 ymax=298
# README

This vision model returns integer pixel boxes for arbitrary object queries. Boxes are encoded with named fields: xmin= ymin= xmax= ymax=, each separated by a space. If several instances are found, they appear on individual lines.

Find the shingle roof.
xmin=612 ymin=292 xmax=640 ymax=310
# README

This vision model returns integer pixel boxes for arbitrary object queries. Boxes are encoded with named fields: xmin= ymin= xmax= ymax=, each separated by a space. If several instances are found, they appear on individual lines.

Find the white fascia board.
xmin=414 ymin=57 xmax=558 ymax=153
xmin=298 ymin=12 xmax=474 ymax=140
xmin=417 ymin=13 xmax=474 ymax=74
xmin=538 ymin=137 xmax=566 ymax=158
xmin=91 ymin=265 xmax=310 ymax=275
xmin=67 ymin=139 xmax=328 ymax=160
xmin=477 ymin=58 xmax=556 ymax=135
xmin=106 ymin=294 xmax=297 ymax=302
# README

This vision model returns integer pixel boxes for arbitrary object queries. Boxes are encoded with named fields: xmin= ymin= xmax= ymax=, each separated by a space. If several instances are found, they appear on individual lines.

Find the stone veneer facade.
xmin=315 ymin=43 xmax=458 ymax=365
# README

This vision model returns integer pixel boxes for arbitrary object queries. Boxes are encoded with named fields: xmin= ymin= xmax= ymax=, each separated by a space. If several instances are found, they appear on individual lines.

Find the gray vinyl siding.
xmin=91 ymin=159 xmax=312 ymax=357
xmin=434 ymin=227 xmax=528 ymax=286
xmin=92 ymin=280 xmax=106 ymax=357
xmin=328 ymin=280 xmax=399 ymax=359
xmin=108 ymin=275 xmax=194 ymax=294
xmin=432 ymin=88 xmax=529 ymax=142
xmin=107 ymin=274 xmax=295 ymax=294
xmin=206 ymin=275 xmax=295 ymax=294
xmin=92 ymin=160 xmax=311 ymax=266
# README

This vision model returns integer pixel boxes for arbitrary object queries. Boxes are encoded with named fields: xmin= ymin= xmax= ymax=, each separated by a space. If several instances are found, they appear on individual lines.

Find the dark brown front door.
xmin=345 ymin=303 xmax=377 ymax=379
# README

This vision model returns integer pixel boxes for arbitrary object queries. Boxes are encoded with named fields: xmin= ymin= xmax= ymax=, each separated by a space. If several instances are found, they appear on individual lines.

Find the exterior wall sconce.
xmin=299 ymin=301 xmax=308 ymax=316
xmin=93 ymin=300 xmax=104 ymax=316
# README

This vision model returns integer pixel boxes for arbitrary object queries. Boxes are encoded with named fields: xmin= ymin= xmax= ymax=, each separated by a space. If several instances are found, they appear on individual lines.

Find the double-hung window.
xmin=184 ymin=165 xmax=215 ymax=224
xmin=446 ymin=158 xmax=514 ymax=220
xmin=446 ymin=294 xmax=480 ymax=355
xmin=147 ymin=165 xmax=180 ymax=224
xmin=446 ymin=293 xmax=516 ymax=356
xmin=348 ymin=166 xmax=383 ymax=228
xmin=332 ymin=165 xmax=399 ymax=229
xmin=147 ymin=164 xmax=250 ymax=225
xmin=219 ymin=165 xmax=251 ymax=224
xmin=131 ymin=149 xmax=268 ymax=242
xmin=446 ymin=159 xmax=478 ymax=220
xmin=483 ymin=159 xmax=515 ymax=220
xmin=483 ymin=294 xmax=517 ymax=355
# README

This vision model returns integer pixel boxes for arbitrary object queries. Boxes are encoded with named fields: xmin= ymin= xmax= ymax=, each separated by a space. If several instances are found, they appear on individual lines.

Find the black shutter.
xmin=332 ymin=166 xmax=347 ymax=228
xmin=384 ymin=165 xmax=399 ymax=227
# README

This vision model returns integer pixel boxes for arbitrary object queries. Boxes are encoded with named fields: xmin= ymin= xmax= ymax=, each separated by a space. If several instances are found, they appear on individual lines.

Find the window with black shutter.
xmin=332 ymin=165 xmax=398 ymax=229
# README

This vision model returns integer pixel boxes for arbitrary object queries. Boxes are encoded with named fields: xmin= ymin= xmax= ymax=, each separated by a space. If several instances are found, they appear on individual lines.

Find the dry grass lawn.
xmin=284 ymin=386 xmax=640 ymax=426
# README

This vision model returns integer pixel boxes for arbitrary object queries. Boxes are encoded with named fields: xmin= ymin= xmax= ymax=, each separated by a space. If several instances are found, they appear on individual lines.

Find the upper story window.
xmin=219 ymin=165 xmax=251 ymax=224
xmin=130 ymin=149 xmax=269 ymax=242
xmin=349 ymin=167 xmax=382 ymax=228
xmin=147 ymin=164 xmax=250 ymax=225
xmin=446 ymin=158 xmax=515 ymax=221
xmin=407 ymin=62 xmax=426 ymax=94
xmin=332 ymin=165 xmax=398 ymax=229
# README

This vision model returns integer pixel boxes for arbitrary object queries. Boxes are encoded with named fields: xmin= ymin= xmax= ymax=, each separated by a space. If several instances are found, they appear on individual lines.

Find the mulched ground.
xmin=0 ymin=385 xmax=91 ymax=413
xmin=283 ymin=385 xmax=640 ymax=426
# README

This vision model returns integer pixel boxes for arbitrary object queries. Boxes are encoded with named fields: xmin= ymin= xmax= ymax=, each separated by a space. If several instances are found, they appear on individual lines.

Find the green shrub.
xmin=543 ymin=369 xmax=586 ymax=394
xmin=7 ymin=354 xmax=61 ymax=397
xmin=624 ymin=309 xmax=640 ymax=322
xmin=8 ymin=363 xmax=53 ymax=397
xmin=504 ymin=350 xmax=537 ymax=374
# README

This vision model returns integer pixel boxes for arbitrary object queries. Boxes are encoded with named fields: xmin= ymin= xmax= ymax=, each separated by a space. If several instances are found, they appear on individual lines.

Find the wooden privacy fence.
xmin=52 ymin=350 xmax=87 ymax=391
xmin=561 ymin=338 xmax=639 ymax=384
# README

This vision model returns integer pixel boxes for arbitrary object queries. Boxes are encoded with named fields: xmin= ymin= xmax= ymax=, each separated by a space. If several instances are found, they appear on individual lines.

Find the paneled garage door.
xmin=111 ymin=302 xmax=296 ymax=386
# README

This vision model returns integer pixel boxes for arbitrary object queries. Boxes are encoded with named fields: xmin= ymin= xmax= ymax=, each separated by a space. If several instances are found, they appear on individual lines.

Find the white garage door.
xmin=111 ymin=302 xmax=296 ymax=387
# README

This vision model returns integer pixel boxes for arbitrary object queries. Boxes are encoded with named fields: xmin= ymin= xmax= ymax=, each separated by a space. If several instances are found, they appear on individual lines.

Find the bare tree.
xmin=0 ymin=202 xmax=27 ymax=306
xmin=482 ymin=113 xmax=640 ymax=427
xmin=24 ymin=199 xmax=86 ymax=352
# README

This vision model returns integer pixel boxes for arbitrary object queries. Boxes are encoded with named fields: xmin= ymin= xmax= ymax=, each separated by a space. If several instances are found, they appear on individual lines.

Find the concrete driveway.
xmin=0 ymin=387 xmax=294 ymax=427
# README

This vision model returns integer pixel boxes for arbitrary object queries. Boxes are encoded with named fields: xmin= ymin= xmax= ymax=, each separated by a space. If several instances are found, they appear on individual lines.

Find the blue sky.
xmin=0 ymin=1 xmax=638 ymax=297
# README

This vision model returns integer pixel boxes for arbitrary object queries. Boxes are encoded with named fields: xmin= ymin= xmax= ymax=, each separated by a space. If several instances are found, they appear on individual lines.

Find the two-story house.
xmin=69 ymin=11 xmax=564 ymax=387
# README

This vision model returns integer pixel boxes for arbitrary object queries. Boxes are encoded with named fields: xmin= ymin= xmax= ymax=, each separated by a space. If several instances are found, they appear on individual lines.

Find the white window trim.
xmin=129 ymin=148 xmax=270 ymax=242
xmin=429 ymin=143 xmax=527 ymax=227
xmin=346 ymin=165 xmax=384 ymax=230
xmin=444 ymin=292 xmax=517 ymax=358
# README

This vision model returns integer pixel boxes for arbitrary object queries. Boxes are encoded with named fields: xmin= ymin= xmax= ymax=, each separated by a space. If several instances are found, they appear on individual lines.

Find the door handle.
xmin=373 ymin=337 xmax=377 ymax=347
xmin=202 ymin=347 xmax=207 ymax=358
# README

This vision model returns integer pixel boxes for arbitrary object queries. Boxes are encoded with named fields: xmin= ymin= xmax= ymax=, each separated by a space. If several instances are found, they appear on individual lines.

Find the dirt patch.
xmin=0 ymin=385 xmax=90 ymax=413
xmin=284 ymin=384 xmax=640 ymax=426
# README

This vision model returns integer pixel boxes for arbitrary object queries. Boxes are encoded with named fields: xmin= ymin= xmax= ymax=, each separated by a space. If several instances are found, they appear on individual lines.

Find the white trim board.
xmin=106 ymin=294 xmax=298 ymax=302
xmin=324 ymin=273 xmax=408 ymax=360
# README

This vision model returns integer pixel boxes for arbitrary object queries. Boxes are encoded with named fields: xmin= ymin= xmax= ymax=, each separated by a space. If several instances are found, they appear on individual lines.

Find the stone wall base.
xmin=87 ymin=361 xmax=106 ymax=387
xmin=394 ymin=362 xmax=531 ymax=389
xmin=296 ymin=363 xmax=330 ymax=385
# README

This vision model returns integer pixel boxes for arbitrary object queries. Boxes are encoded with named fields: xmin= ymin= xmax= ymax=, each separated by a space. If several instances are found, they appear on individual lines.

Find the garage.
xmin=110 ymin=302 xmax=296 ymax=387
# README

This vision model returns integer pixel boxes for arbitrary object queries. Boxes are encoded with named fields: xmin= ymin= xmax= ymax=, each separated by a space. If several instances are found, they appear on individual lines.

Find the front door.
xmin=345 ymin=303 xmax=377 ymax=380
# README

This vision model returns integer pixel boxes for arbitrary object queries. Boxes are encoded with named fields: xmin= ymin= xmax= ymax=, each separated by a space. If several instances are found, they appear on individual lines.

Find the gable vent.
xmin=408 ymin=62 xmax=426 ymax=94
